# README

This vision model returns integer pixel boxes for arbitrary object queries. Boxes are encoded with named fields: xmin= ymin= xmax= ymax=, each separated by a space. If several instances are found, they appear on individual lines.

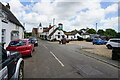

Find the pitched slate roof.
xmin=42 ymin=26 xmax=54 ymax=32
xmin=0 ymin=2 xmax=24 ymax=30
xmin=64 ymin=32 xmax=77 ymax=35
xmin=43 ymin=28 xmax=49 ymax=32
xmin=33 ymin=28 xmax=38 ymax=34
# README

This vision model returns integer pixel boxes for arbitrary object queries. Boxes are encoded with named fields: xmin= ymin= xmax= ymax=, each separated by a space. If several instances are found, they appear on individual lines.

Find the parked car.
xmin=66 ymin=39 xmax=70 ymax=43
xmin=112 ymin=47 xmax=120 ymax=60
xmin=0 ymin=45 xmax=24 ymax=80
xmin=92 ymin=38 xmax=107 ymax=45
xmin=6 ymin=39 xmax=34 ymax=57
xmin=85 ymin=38 xmax=93 ymax=42
xmin=29 ymin=37 xmax=38 ymax=46
xmin=106 ymin=38 xmax=120 ymax=49
xmin=77 ymin=36 xmax=83 ymax=41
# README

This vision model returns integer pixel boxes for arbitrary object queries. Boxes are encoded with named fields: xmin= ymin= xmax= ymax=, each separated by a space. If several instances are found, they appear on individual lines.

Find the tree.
xmin=78 ymin=30 xmax=83 ymax=35
xmin=116 ymin=33 xmax=120 ymax=38
xmin=86 ymin=28 xmax=96 ymax=34
xmin=24 ymin=32 xmax=32 ymax=38
xmin=104 ymin=28 xmax=117 ymax=37
xmin=97 ymin=29 xmax=105 ymax=36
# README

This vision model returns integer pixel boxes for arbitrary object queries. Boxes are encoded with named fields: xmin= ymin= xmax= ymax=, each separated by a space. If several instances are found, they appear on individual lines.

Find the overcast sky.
xmin=1 ymin=0 xmax=119 ymax=32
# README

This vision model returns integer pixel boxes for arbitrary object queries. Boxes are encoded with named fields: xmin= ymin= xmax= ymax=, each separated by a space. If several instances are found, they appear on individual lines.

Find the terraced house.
xmin=0 ymin=3 xmax=25 ymax=48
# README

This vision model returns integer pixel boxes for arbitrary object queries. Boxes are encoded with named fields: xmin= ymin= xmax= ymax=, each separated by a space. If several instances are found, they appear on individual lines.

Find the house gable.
xmin=0 ymin=2 xmax=24 ymax=30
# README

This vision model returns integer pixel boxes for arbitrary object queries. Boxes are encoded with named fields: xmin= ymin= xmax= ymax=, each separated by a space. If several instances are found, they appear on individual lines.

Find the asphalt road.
xmin=24 ymin=39 xmax=119 ymax=78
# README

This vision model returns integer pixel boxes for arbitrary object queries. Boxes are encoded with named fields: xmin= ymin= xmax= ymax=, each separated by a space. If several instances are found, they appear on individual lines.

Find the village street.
xmin=24 ymin=39 xmax=119 ymax=78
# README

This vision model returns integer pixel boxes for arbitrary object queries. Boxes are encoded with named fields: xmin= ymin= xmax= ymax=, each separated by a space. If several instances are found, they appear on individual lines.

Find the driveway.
xmin=70 ymin=41 xmax=112 ymax=58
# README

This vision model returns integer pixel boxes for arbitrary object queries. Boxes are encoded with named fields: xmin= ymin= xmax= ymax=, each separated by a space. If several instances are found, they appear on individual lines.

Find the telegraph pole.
xmin=53 ymin=18 xmax=55 ymax=40
xmin=96 ymin=23 xmax=97 ymax=32
xmin=53 ymin=18 xmax=55 ymax=26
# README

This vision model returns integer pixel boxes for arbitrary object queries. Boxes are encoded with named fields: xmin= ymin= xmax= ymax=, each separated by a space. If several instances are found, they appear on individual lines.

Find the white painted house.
xmin=0 ymin=3 xmax=25 ymax=48
xmin=35 ymin=23 xmax=83 ymax=41
xmin=39 ymin=23 xmax=65 ymax=41
xmin=65 ymin=32 xmax=81 ymax=40
xmin=81 ymin=33 xmax=90 ymax=39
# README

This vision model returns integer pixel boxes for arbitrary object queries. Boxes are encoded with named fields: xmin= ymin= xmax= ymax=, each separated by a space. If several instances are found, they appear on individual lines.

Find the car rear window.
xmin=29 ymin=38 xmax=37 ymax=40
xmin=9 ymin=41 xmax=26 ymax=47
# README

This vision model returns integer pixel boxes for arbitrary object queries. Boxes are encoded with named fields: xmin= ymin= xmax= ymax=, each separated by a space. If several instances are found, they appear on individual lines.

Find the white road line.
xmin=43 ymin=45 xmax=48 ymax=49
xmin=50 ymin=51 xmax=64 ymax=67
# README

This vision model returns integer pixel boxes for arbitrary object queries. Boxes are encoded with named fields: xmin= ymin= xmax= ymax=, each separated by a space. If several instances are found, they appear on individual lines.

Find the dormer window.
xmin=0 ymin=11 xmax=4 ymax=17
xmin=1 ymin=11 xmax=8 ymax=23
xmin=58 ymin=32 xmax=60 ymax=34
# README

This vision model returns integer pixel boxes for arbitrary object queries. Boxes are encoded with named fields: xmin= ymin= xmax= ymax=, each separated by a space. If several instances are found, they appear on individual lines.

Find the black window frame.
xmin=58 ymin=32 xmax=60 ymax=34
xmin=110 ymin=40 xmax=120 ymax=43
xmin=58 ymin=35 xmax=60 ymax=38
xmin=0 ymin=46 xmax=7 ymax=64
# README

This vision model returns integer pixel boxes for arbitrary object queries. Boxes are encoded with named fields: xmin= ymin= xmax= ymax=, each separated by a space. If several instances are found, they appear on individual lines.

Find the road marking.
xmin=43 ymin=45 xmax=48 ymax=49
xmin=50 ymin=51 xmax=64 ymax=67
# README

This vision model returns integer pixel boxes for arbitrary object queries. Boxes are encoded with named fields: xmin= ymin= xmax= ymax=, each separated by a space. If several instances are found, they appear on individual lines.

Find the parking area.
xmin=70 ymin=41 xmax=112 ymax=58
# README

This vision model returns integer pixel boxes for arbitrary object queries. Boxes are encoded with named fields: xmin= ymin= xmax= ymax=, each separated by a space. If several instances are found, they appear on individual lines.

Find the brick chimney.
xmin=6 ymin=3 xmax=10 ymax=9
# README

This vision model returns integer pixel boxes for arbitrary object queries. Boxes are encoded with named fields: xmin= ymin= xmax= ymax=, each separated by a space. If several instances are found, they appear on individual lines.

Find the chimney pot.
xmin=6 ymin=3 xmax=10 ymax=9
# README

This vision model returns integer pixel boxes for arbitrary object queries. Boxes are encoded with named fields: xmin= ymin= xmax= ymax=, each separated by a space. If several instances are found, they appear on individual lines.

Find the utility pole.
xmin=53 ymin=18 xmax=55 ymax=26
xmin=96 ymin=23 xmax=97 ymax=33
xmin=53 ymin=18 xmax=55 ymax=40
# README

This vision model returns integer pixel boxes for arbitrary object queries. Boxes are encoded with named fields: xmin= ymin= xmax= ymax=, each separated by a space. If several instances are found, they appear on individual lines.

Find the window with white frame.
xmin=16 ymin=25 xmax=19 ymax=30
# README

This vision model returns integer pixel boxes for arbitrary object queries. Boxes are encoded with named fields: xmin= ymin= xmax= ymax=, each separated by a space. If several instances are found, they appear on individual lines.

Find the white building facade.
xmin=0 ymin=3 xmax=24 ymax=48
xmin=39 ymin=23 xmax=66 ymax=41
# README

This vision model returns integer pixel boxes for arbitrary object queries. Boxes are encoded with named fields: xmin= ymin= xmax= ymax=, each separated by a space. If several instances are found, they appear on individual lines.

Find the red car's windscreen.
xmin=9 ymin=41 xmax=26 ymax=47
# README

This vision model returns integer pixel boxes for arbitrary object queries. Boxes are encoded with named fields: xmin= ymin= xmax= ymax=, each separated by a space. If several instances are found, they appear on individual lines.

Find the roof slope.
xmin=0 ymin=2 xmax=24 ymax=30
xmin=49 ymin=28 xmax=59 ymax=36
xmin=33 ymin=28 xmax=38 ymax=34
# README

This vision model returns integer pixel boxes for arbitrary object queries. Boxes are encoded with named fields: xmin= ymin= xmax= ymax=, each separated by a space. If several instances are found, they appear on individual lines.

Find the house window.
xmin=74 ymin=35 xmax=76 ymax=38
xmin=1 ymin=29 xmax=6 ymax=43
xmin=1 ymin=11 xmax=8 ymax=23
xmin=58 ymin=32 xmax=60 ymax=34
xmin=11 ymin=32 xmax=19 ymax=40
xmin=67 ymin=35 xmax=68 ymax=38
xmin=58 ymin=35 xmax=60 ymax=38
xmin=16 ymin=26 xmax=19 ymax=30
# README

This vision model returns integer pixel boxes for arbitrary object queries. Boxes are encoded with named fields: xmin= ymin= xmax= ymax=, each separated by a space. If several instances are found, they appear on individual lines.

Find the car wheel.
xmin=36 ymin=44 xmax=38 ymax=46
xmin=33 ymin=48 xmax=35 ymax=52
xmin=107 ymin=45 xmax=112 ymax=49
xmin=18 ymin=64 xmax=24 ymax=80
xmin=29 ymin=51 xmax=32 ymax=57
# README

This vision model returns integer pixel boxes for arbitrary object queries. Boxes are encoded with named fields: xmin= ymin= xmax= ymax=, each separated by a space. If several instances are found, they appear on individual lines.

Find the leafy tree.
xmin=104 ymin=28 xmax=117 ymax=37
xmin=116 ymin=33 xmax=120 ymax=38
xmin=97 ymin=29 xmax=105 ymax=36
xmin=86 ymin=28 xmax=96 ymax=34
xmin=24 ymin=32 xmax=32 ymax=38
xmin=71 ymin=29 xmax=79 ymax=33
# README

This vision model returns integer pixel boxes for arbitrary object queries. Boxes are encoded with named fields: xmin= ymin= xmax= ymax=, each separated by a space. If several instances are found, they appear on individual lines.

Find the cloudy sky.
xmin=1 ymin=0 xmax=119 ymax=32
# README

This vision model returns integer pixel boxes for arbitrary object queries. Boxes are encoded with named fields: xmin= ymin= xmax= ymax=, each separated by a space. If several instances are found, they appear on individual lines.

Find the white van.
xmin=106 ymin=38 xmax=120 ymax=49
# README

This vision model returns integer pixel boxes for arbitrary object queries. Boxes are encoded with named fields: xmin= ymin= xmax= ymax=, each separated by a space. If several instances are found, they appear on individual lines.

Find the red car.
xmin=6 ymin=39 xmax=34 ymax=56
xmin=66 ymin=39 xmax=70 ymax=43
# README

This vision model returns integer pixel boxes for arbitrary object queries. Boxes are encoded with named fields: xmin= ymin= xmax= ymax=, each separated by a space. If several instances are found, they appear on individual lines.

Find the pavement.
xmin=24 ymin=39 xmax=120 ymax=78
